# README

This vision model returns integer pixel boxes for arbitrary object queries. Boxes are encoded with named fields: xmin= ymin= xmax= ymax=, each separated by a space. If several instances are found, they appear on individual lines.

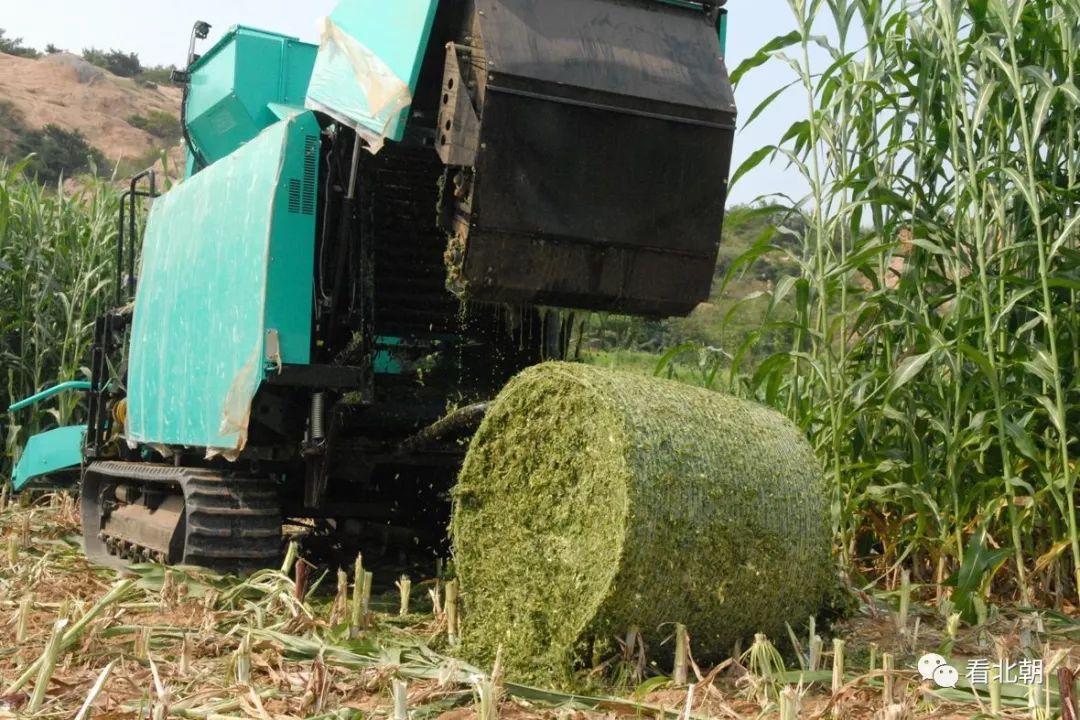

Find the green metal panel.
xmin=128 ymin=111 xmax=320 ymax=453
xmin=718 ymin=9 xmax=729 ymax=57
xmin=186 ymin=26 xmax=317 ymax=167
xmin=373 ymin=336 xmax=405 ymax=374
xmin=12 ymin=425 xmax=85 ymax=491
xmin=305 ymin=0 xmax=439 ymax=149
xmin=186 ymin=33 xmax=237 ymax=116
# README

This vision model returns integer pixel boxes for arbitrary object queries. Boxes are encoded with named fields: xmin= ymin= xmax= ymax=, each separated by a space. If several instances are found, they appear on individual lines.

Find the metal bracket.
xmin=436 ymin=43 xmax=481 ymax=167
xmin=264 ymin=329 xmax=282 ymax=371
xmin=264 ymin=364 xmax=369 ymax=390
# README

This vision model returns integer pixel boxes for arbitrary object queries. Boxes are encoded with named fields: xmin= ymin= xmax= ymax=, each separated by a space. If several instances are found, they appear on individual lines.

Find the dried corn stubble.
xmin=452 ymin=362 xmax=833 ymax=682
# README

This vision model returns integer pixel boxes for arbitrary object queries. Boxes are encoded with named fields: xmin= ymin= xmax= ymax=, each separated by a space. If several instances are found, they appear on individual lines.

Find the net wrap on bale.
xmin=452 ymin=362 xmax=833 ymax=681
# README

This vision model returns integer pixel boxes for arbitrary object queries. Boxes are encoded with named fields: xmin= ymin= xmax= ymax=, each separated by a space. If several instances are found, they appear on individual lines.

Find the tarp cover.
xmin=127 ymin=113 xmax=318 ymax=455
xmin=475 ymin=0 xmax=736 ymax=118
xmin=305 ymin=0 xmax=438 ymax=152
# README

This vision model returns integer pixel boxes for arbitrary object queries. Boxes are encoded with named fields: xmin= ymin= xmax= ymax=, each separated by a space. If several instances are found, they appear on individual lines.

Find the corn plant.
xmin=726 ymin=0 xmax=1080 ymax=605
xmin=0 ymin=161 xmax=123 ymax=476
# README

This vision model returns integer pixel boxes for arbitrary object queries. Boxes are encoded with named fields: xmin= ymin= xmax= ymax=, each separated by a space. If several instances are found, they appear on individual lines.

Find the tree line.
xmin=0 ymin=28 xmax=177 ymax=85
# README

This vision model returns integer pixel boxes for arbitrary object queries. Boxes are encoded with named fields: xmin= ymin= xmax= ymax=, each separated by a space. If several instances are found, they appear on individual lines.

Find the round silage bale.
xmin=452 ymin=362 xmax=833 ymax=681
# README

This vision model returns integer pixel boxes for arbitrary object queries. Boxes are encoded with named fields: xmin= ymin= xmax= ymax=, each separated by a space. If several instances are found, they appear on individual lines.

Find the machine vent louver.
xmin=286 ymin=136 xmax=319 ymax=216
xmin=301 ymin=136 xmax=317 ymax=215
xmin=287 ymin=179 xmax=303 ymax=214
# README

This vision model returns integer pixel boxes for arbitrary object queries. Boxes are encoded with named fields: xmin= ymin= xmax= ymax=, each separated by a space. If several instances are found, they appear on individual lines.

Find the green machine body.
xmin=127 ymin=110 xmax=321 ymax=452
xmin=8 ymin=0 xmax=740 ymax=579
xmin=184 ymin=26 xmax=317 ymax=170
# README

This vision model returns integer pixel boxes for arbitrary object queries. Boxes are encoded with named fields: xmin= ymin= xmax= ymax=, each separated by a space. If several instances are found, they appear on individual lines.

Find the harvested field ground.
xmin=1 ymin=496 xmax=1078 ymax=719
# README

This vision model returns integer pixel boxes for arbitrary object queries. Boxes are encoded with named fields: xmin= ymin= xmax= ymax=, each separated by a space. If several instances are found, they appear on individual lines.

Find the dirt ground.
xmin=0 ymin=495 xmax=1077 ymax=719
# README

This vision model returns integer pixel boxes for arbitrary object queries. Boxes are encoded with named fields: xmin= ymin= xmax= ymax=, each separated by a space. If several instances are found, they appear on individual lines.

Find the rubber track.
xmin=85 ymin=461 xmax=282 ymax=574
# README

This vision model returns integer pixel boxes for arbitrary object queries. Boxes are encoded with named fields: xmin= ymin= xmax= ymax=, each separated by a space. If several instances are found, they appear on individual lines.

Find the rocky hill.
xmin=0 ymin=51 xmax=183 ymax=180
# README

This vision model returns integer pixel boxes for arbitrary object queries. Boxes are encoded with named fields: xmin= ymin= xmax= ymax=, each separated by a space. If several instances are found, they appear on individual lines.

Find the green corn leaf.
xmin=1045 ymin=276 xmax=1080 ymax=292
xmin=1048 ymin=213 xmax=1080 ymax=261
xmin=1004 ymin=417 xmax=1041 ymax=464
xmin=653 ymin=342 xmax=699 ymax=378
xmin=744 ymin=81 xmax=800 ymax=131
xmin=731 ymin=31 xmax=802 ymax=85
xmin=972 ymin=80 xmax=999 ymax=127
xmin=1020 ymin=347 xmax=1057 ymax=387
xmin=1035 ymin=395 xmax=1064 ymax=436
xmin=1031 ymin=86 xmax=1058 ymax=141
xmin=945 ymin=527 xmax=1011 ymax=623
xmin=1059 ymin=81 xmax=1080 ymax=106
xmin=730 ymin=145 xmax=777 ymax=190
xmin=889 ymin=349 xmax=938 ymax=392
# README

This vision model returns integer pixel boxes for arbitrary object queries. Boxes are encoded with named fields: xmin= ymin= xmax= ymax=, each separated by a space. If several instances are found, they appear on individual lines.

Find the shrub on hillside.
xmin=0 ymin=100 xmax=28 ymax=155
xmin=0 ymin=29 xmax=40 ymax=59
xmin=0 ymin=99 xmax=23 ymax=130
xmin=127 ymin=110 xmax=181 ymax=140
xmin=138 ymin=65 xmax=178 ymax=86
xmin=82 ymin=47 xmax=141 ymax=78
xmin=16 ymin=125 xmax=107 ymax=184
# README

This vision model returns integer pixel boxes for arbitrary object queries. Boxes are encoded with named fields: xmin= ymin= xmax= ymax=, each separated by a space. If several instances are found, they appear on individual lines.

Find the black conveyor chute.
xmin=437 ymin=0 xmax=737 ymax=318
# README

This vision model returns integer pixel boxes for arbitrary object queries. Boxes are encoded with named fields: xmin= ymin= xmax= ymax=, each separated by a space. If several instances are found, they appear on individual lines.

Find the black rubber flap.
xmin=454 ymin=0 xmax=737 ymax=317
xmin=475 ymin=0 xmax=735 ymax=124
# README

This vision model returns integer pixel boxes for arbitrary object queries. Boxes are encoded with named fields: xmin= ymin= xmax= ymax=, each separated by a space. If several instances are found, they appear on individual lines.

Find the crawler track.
xmin=82 ymin=462 xmax=282 ymax=574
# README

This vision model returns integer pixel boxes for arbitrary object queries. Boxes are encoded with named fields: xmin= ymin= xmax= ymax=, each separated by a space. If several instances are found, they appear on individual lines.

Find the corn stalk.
xmin=730 ymin=0 xmax=1080 ymax=606
xmin=0 ymin=161 xmax=125 ymax=477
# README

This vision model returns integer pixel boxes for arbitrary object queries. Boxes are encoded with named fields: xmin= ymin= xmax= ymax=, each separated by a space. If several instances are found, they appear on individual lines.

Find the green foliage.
xmin=946 ymin=525 xmax=1012 ymax=622
xmin=16 ymin=125 xmax=106 ymax=185
xmin=720 ymin=0 xmax=1080 ymax=608
xmin=0 ymin=105 xmax=110 ymax=186
xmin=137 ymin=64 xmax=178 ymax=86
xmin=81 ymin=47 xmax=141 ymax=78
xmin=0 ymin=29 xmax=40 ymax=59
xmin=0 ymin=100 xmax=21 ymax=128
xmin=113 ymin=148 xmax=167 ymax=182
xmin=79 ymin=46 xmax=175 ymax=87
xmin=0 ymin=162 xmax=121 ymax=477
xmin=127 ymin=110 xmax=181 ymax=140
xmin=44 ymin=44 xmax=62 ymax=55
xmin=0 ymin=100 xmax=26 ymax=156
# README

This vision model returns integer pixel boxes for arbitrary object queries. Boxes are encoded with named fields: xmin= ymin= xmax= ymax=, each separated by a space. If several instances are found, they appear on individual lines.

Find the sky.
xmin=0 ymin=0 xmax=813 ymax=204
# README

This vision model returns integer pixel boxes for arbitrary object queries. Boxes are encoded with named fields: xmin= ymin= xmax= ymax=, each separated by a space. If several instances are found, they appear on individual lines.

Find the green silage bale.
xmin=452 ymin=362 xmax=833 ymax=682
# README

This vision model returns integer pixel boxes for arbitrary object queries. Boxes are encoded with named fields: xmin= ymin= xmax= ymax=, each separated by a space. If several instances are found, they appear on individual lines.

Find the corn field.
xmin=724 ymin=0 xmax=1080 ymax=607
xmin=0 ymin=162 xmax=120 ymax=476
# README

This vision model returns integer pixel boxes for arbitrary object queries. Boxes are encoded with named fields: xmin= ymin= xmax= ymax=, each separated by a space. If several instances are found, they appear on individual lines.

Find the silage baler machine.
xmin=9 ymin=0 xmax=736 ymax=572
